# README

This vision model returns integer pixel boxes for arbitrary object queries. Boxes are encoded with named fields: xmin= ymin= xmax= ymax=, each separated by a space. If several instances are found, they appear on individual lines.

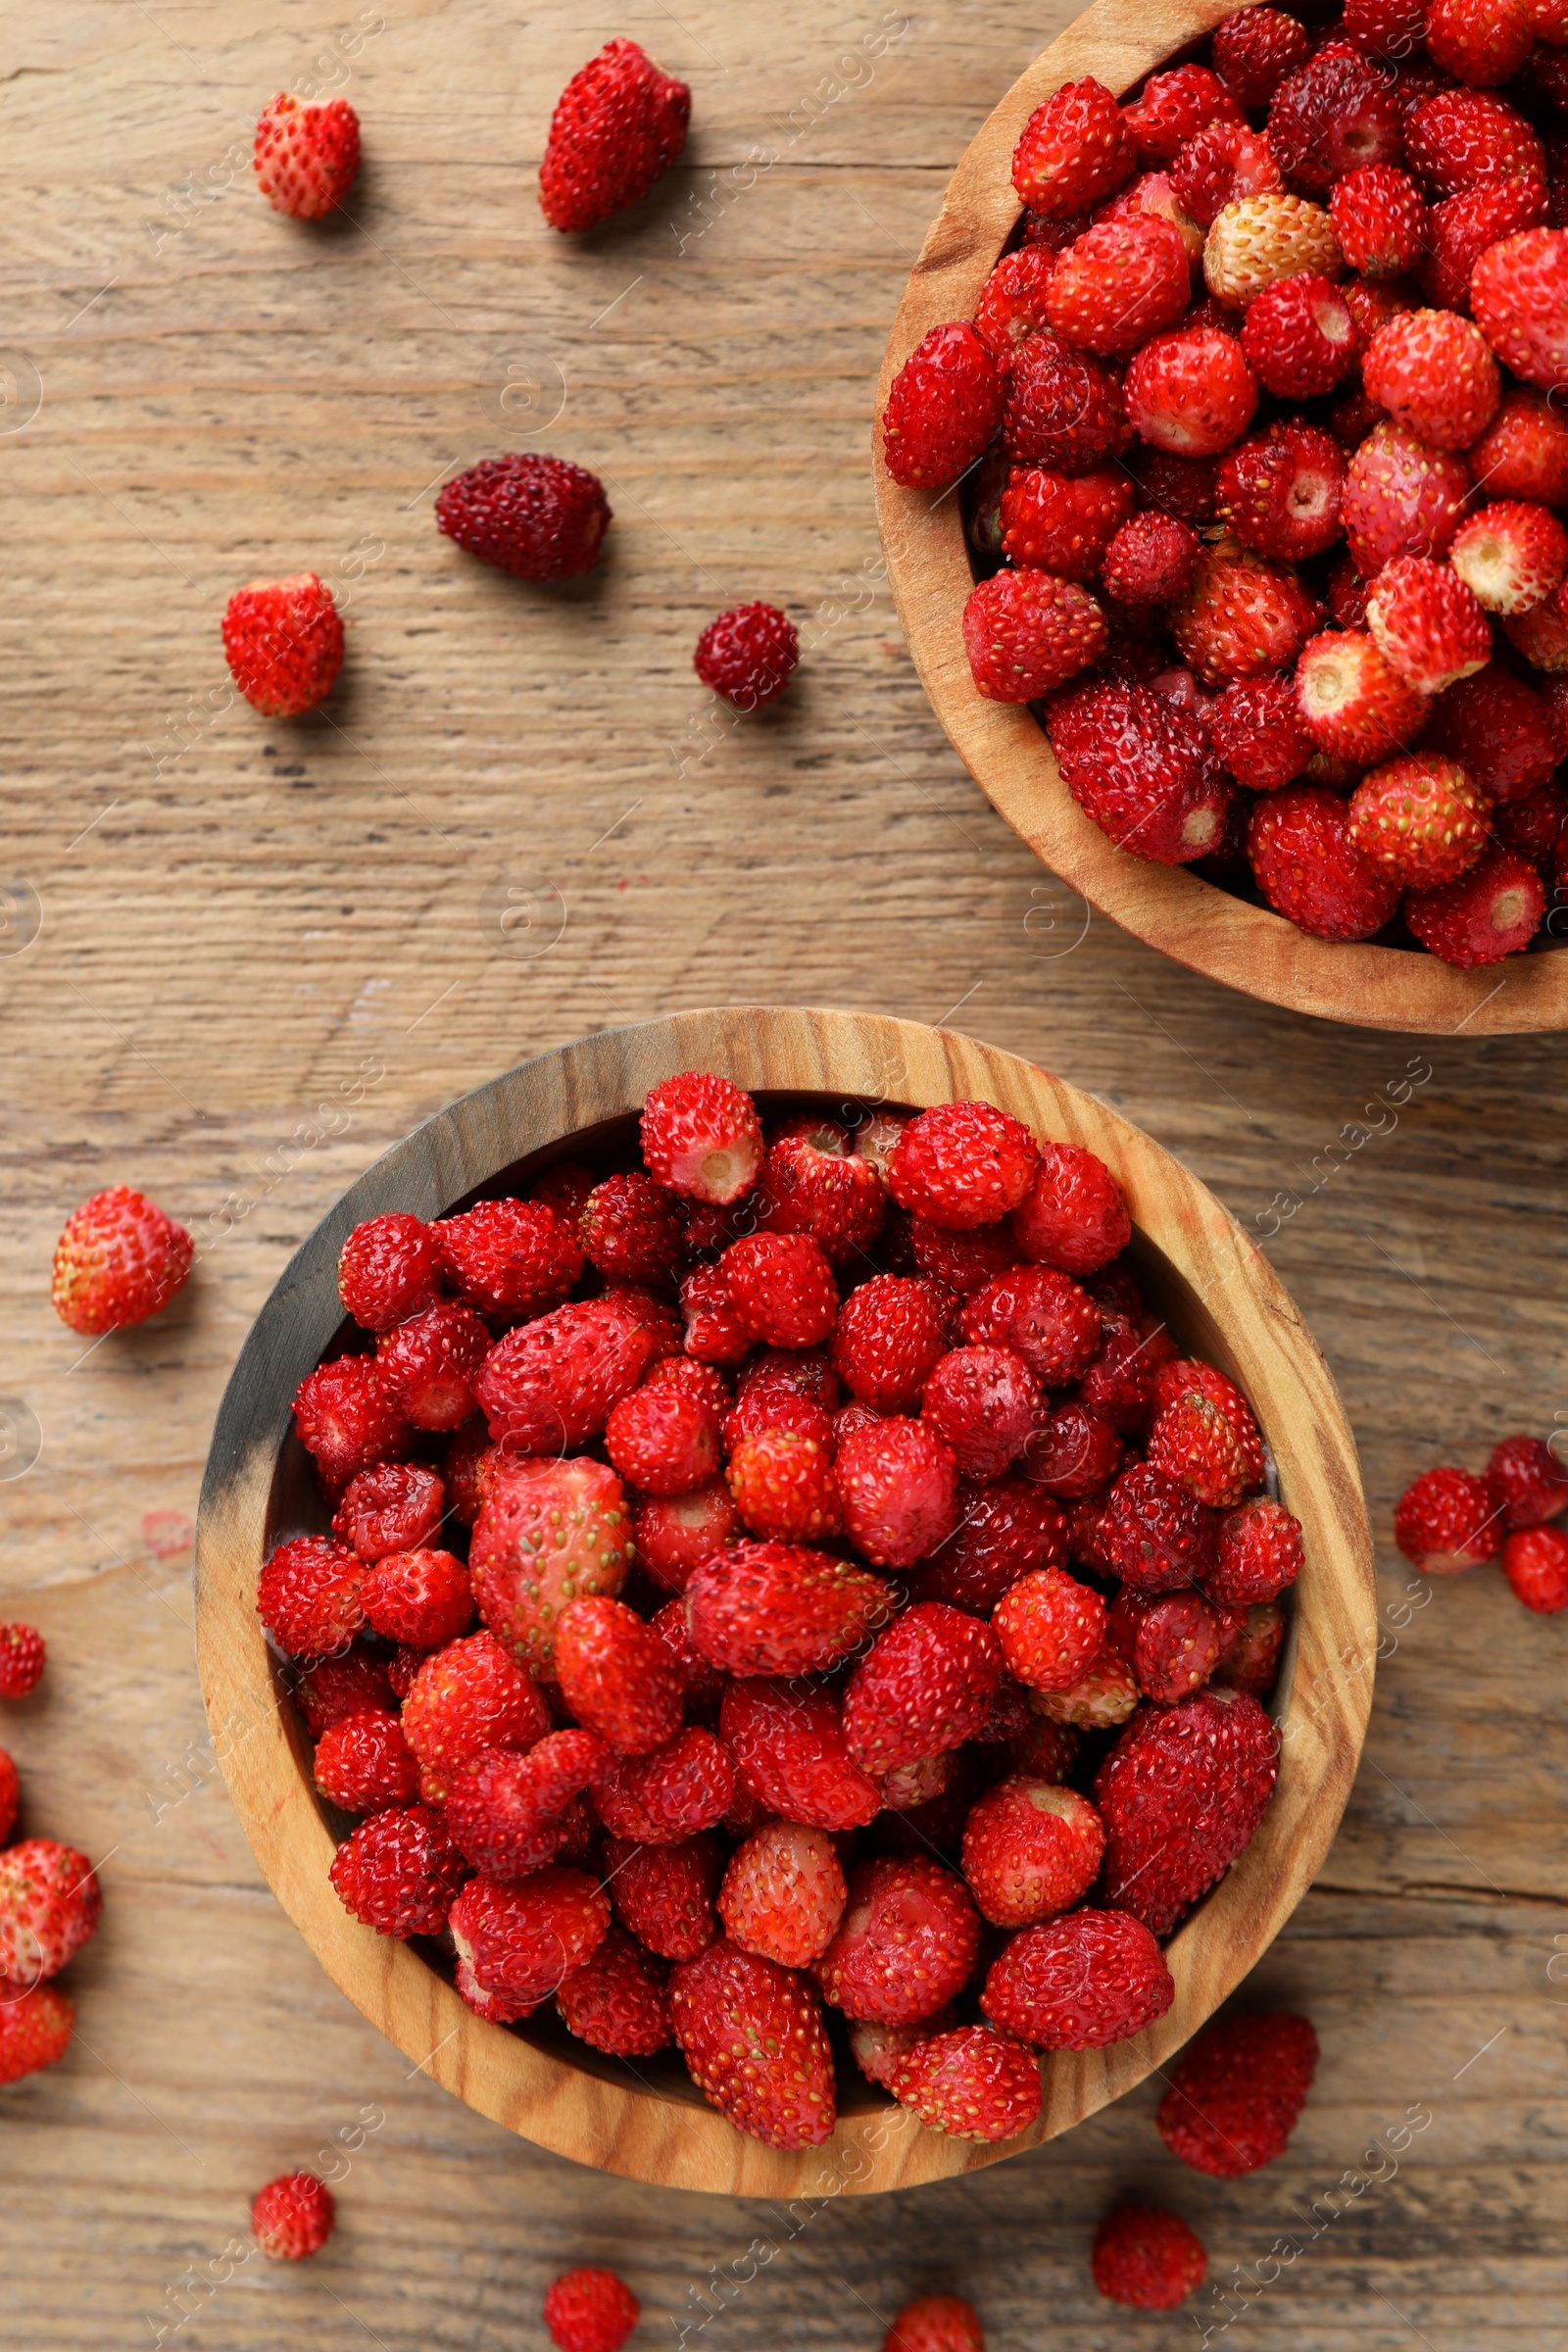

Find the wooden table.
xmin=4 ymin=2 xmax=1565 ymax=2344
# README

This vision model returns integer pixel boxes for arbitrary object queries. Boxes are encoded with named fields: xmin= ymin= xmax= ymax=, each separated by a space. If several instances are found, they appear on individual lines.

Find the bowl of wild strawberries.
xmin=195 ymin=1007 xmax=1375 ymax=2195
xmin=875 ymin=0 xmax=1568 ymax=1034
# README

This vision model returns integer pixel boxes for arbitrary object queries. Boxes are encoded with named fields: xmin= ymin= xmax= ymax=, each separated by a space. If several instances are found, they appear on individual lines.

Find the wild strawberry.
xmin=294 ymin=1354 xmax=412 ymax=1494
xmin=961 ymin=570 xmax=1107 ymax=703
xmin=1505 ymin=587 xmax=1568 ymax=670
xmin=920 ymin=1347 xmax=1042 ymax=1483
xmin=0 ymin=1983 xmax=74 ymax=2087
xmin=1170 ymin=122 xmax=1282 ymax=233
xmin=1029 ymin=1642 xmax=1140 ymax=1726
xmin=981 ymin=1903 xmax=1173 ymax=2046
xmin=1202 ymin=1496 xmax=1305 ymax=1607
xmin=0 ymin=1838 xmax=100 ymax=1985
xmin=992 ymin=1566 xmax=1107 ymax=1690
xmin=1080 ymin=1323 xmax=1157 ymax=1433
xmin=1047 ymin=677 xmax=1235 ymax=863
xmin=718 ymin=1234 xmax=838 ymax=1348
xmin=887 ymin=2025 xmax=1043 ymax=2141
xmin=222 ymin=571 xmax=345 ymax=716
xmin=721 ymin=1428 xmax=836 ymax=1543
xmin=593 ymin=1725 xmax=736 ymax=1842
xmin=885 ymin=1102 xmax=1037 ymax=1232
xmin=1495 ymin=776 xmax=1568 ymax=860
xmin=1267 ymin=49 xmax=1404 ymax=190
xmin=1097 ymin=1686 xmax=1279 ymax=1934
xmin=556 ymin=1924 xmax=672 ymax=2059
xmin=1012 ymin=75 xmax=1135 ymax=218
xmin=1365 ymin=545 xmax=1496 ymax=695
xmin=444 ymin=1732 xmax=603 ymax=1877
xmin=1203 ymin=193 xmax=1344 ymax=311
xmin=1422 ymin=175 xmax=1549 ymax=313
xmin=958 ymin=1265 xmax=1101 ymax=1389
xmin=1330 ymin=164 xmax=1426 ymax=275
xmin=1100 ymin=1460 xmax=1216 ymax=1592
xmin=1468 ymin=388 xmax=1568 ymax=508
xmin=914 ymin=1479 xmax=1067 ymax=1616
xmin=50 ymin=1184 xmax=192 ymax=1336
xmin=1150 ymin=1358 xmax=1265 ymax=1476
xmin=313 ymin=1709 xmax=420 ymax=1814
xmin=754 ymin=1134 xmax=885 ymax=1265
xmin=1125 ymin=326 xmax=1257 ymax=459
xmin=294 ymin=1645 xmax=395 ymax=1737
xmin=362 ymin=1547 xmax=473 ymax=1649
xmin=671 ymin=1936 xmax=838 ymax=2150
xmin=337 ymin=1213 xmax=441 ymax=1333
xmin=469 ymin=1456 xmax=631 ymax=1675
xmin=544 ymin=2271 xmax=640 ymax=2352
xmin=553 ymin=1596 xmax=683 ymax=1757
xmin=1115 ymin=1586 xmax=1231 ymax=1703
xmin=630 ymin=1488 xmax=742 ymax=1608
xmin=450 ymin=1867 xmax=611 ymax=2018
xmin=830 ymin=1418 xmax=957 ymax=1571
xmin=1296 ymin=628 xmax=1429 ymax=762
xmin=1344 ymin=421 xmax=1469 ymax=576
xmin=1347 ymin=752 xmax=1493 ymax=886
xmin=673 ymin=1263 xmax=748 ymax=1366
xmin=638 ymin=1074 xmax=760 ymax=1207
xmin=1211 ymin=6 xmax=1307 ymax=104
xmin=1092 ymin=2206 xmax=1207 ymax=2310
xmin=1503 ymin=1525 xmax=1568 ymax=1611
xmin=1427 ymin=0 xmax=1536 ymax=83
xmin=1472 ymin=228 xmax=1568 ymax=389
xmin=1405 ymin=90 xmax=1544 ymax=198
xmin=831 ymin=1273 xmax=948 ymax=1410
xmin=576 ymin=1173 xmax=682 ymax=1286
xmin=1363 ymin=311 xmax=1500 ymax=457
xmin=909 ymin=1216 xmax=1022 ymax=1298
xmin=998 ymin=466 xmax=1136 ymax=579
xmin=0 ymin=1622 xmax=46 ymax=1699
xmin=842 ymin=1602 xmax=1003 ymax=1776
xmin=648 ymin=1352 xmax=732 ymax=1418
xmin=693 ymin=602 xmax=799 ymax=710
xmin=881 ymin=323 xmax=1004 ymax=491
xmin=710 ymin=1819 xmax=846 ymax=1967
xmin=440 ymin=1200 xmax=578 ymax=1321
xmin=972 ymin=245 xmax=1058 ymax=357
xmin=811 ymin=1854 xmax=980 ymax=2024
xmin=1208 ymin=674 xmax=1312 ymax=792
xmin=1488 ymin=1433 xmax=1568 ymax=1527
xmin=538 ymin=38 xmax=688 ymax=231
xmin=720 ymin=1678 xmax=879 ymax=1829
xmin=1449 ymin=501 xmax=1568 ymax=616
xmin=1097 ymin=169 xmax=1206 ymax=261
xmin=478 ymin=1298 xmax=659 ymax=1454
xmin=1022 ymin=1402 xmax=1124 ymax=1500
xmin=684 ymin=1541 xmax=891 ymax=1678
xmin=1396 ymin=1463 xmax=1506 ymax=1578
xmin=1124 ymin=66 xmax=1242 ymax=169
xmin=1001 ymin=332 xmax=1131 ymax=471
xmin=605 ymin=1831 xmax=721 ymax=1957
xmin=1157 ymin=2009 xmax=1319 ymax=2177
xmin=1173 ymin=540 xmax=1319 ymax=688
xmin=1217 ymin=419 xmax=1346 ymax=563
xmin=1241 ymin=274 xmax=1357 ymax=398
xmin=255 ymin=91 xmax=361 ymax=219
xmin=1342 ymin=0 xmax=1429 ymax=57
xmin=1046 ymin=218 xmax=1191 ymax=359
xmin=1213 ymin=1598 xmax=1286 ymax=1696
xmin=258 ymin=1534 xmax=367 ymax=1661
xmin=1432 ymin=664 xmax=1560 ymax=804
xmin=1147 ymin=1391 xmax=1252 ymax=1508
xmin=372 ymin=1301 xmax=487 ymax=1433
xmin=1405 ymin=841 xmax=1547 ymax=962
xmin=1102 ymin=511 xmax=1200 ymax=603
xmin=1250 ymin=782 xmax=1402 ymax=938
xmin=882 ymin=2295 xmax=984 ymax=2352
xmin=603 ymin=1383 xmax=717 ymax=1497
xmin=328 ymin=1802 xmax=468 ymax=1938
xmin=399 ymin=1629 xmax=551 ymax=1798
xmin=960 ymin=1778 xmax=1103 ymax=1928
xmin=252 ymin=2172 xmax=336 ymax=2261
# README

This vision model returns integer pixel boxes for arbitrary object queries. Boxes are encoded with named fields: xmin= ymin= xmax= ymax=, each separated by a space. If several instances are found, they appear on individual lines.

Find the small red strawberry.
xmin=694 ymin=603 xmax=799 ymax=710
xmin=1095 ymin=1687 xmax=1279 ymax=1935
xmin=605 ymin=1383 xmax=721 ymax=1497
xmin=842 ymin=1603 xmax=1004 ymax=1776
xmin=1241 ymin=273 xmax=1357 ymax=398
xmin=450 ymin=1867 xmax=611 ymax=2018
xmin=1102 ymin=510 xmax=1200 ymax=603
xmin=539 ymin=39 xmax=689 ymax=232
xmin=1347 ymin=753 xmax=1493 ymax=888
xmin=475 ymin=1298 xmax=659 ymax=1456
xmin=1212 ymin=8 xmax=1309 ymax=107
xmin=258 ymin=1534 xmax=368 ymax=1661
xmin=1047 ymin=677 xmax=1234 ymax=865
xmin=961 ymin=569 xmax=1107 ymax=703
xmin=1001 ymin=330 xmax=1131 ymax=472
xmin=1468 ymin=389 xmax=1568 ymax=509
xmin=960 ymin=1777 xmax=1104 ymax=1927
xmin=719 ymin=1233 xmax=839 ymax=1347
xmin=399 ymin=1630 xmax=552 ymax=1798
xmin=1100 ymin=1460 xmax=1217 ymax=1592
xmin=1114 ymin=1586 xmax=1231 ymax=1704
xmin=1203 ymin=1497 xmax=1305 ymax=1606
xmin=1126 ymin=326 xmax=1257 ymax=460
xmin=1364 ymin=311 xmax=1500 ymax=455
xmin=992 ymin=1567 xmax=1107 ymax=1691
xmin=641 ymin=1071 xmax=761 ymax=1205
xmin=445 ymin=1733 xmax=604 ymax=1879
xmin=921 ymin=1346 xmax=1043 ymax=1483
xmin=1471 ymin=229 xmax=1568 ymax=391
xmin=592 ymin=1726 xmax=735 ymax=1844
xmin=1330 ymin=164 xmax=1427 ymax=275
xmin=1431 ymin=664 xmax=1560 ymax=803
xmin=1404 ymin=841 xmax=1547 ymax=964
xmin=1091 ymin=2205 xmax=1207 ymax=2310
xmin=1147 ymin=1390 xmax=1253 ymax=1508
xmin=1212 ymin=1598 xmax=1286 ymax=1698
xmin=375 ymin=1301 xmax=490 ymax=1432
xmin=557 ymin=1924 xmax=672 ymax=2058
xmin=1295 ymin=630 xmax=1428 ymax=765
xmin=337 ymin=1212 xmax=442 ymax=1331
xmin=1045 ymin=217 xmax=1191 ymax=359
xmin=1012 ymin=76 xmax=1136 ymax=219
xmin=436 ymin=455 xmax=612 ymax=581
xmin=981 ymin=1904 xmax=1174 ymax=2046
xmin=1209 ymin=674 xmax=1312 ymax=792
xmin=1344 ymin=422 xmax=1470 ymax=576
xmin=327 ymin=1802 xmax=468 ymax=1938
xmin=1170 ymin=539 xmax=1317 ymax=688
xmin=0 ymin=1623 xmax=46 ymax=1699
xmin=684 ymin=1542 xmax=892 ymax=1678
xmin=725 ymin=1428 xmax=841 ymax=1543
xmin=252 ymin=2172 xmax=336 ymax=2261
xmin=888 ymin=1102 xmax=1039 ymax=1232
xmin=1405 ymin=90 xmax=1544 ymax=196
xmin=1422 ymin=174 xmax=1549 ymax=314
xmin=972 ymin=245 xmax=1058 ymax=357
xmin=222 ymin=573 xmax=344 ymax=716
xmin=1216 ymin=419 xmax=1346 ymax=563
xmin=1124 ymin=65 xmax=1241 ymax=169
xmin=1267 ymin=49 xmax=1404 ymax=190
xmin=669 ymin=1936 xmax=836 ymax=2149
xmin=754 ymin=1131 xmax=885 ymax=1264
xmin=836 ymin=1417 xmax=960 ymax=1570
xmin=882 ymin=323 xmax=1004 ymax=490
xmin=882 ymin=2294 xmax=985 ymax=2352
xmin=998 ymin=465 xmax=1137 ymax=579
xmin=1394 ymin=1464 xmax=1505 ymax=1569
xmin=716 ymin=1820 xmax=846 ymax=1967
xmin=1488 ymin=1433 xmax=1568 ymax=1527
xmin=51 ymin=1185 xmax=192 ymax=1336
xmin=294 ymin=1645 xmax=395 ymax=1737
xmin=313 ymin=1709 xmax=420 ymax=1815
xmin=254 ymin=95 xmax=360 ymax=219
xmin=720 ymin=1677 xmax=880 ymax=1830
xmin=0 ymin=1983 xmax=74 ymax=2087
xmin=1427 ymin=0 xmax=1536 ymax=84
xmin=1029 ymin=1643 xmax=1141 ymax=1729
xmin=555 ymin=1596 xmax=684 ymax=1757
xmin=1503 ymin=1525 xmax=1568 ymax=1612
xmin=361 ymin=1547 xmax=473 ymax=1648
xmin=0 ymin=1838 xmax=101 ymax=1984
xmin=832 ymin=1274 xmax=949 ymax=1410
xmin=469 ymin=1457 xmax=633 ymax=1673
xmin=812 ymin=1854 xmax=980 ymax=2024
xmin=1157 ymin=2009 xmax=1319 ymax=2177
xmin=544 ymin=2269 xmax=640 ymax=2352
xmin=1449 ymin=502 xmax=1568 ymax=616
xmin=886 ymin=2025 xmax=1043 ymax=2141
xmin=605 ymin=1832 xmax=721 ymax=1958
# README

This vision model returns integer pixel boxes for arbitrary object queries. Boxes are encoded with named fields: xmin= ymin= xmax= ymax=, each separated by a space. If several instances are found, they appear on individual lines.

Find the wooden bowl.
xmin=873 ymin=0 xmax=1568 ymax=1036
xmin=195 ymin=1005 xmax=1376 ymax=2196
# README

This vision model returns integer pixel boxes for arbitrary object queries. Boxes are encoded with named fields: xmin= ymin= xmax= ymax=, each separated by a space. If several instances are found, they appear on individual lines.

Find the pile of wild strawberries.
xmin=1396 ymin=1427 xmax=1568 ymax=1604
xmin=220 ymin=58 xmax=800 ymax=725
xmin=881 ymin=0 xmax=1568 ymax=968
xmin=257 ymin=1069 xmax=1301 ymax=2154
xmin=0 ymin=1628 xmax=104 ymax=2091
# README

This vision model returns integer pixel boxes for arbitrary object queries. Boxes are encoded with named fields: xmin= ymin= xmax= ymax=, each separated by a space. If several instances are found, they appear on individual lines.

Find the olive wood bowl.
xmin=195 ymin=1004 xmax=1376 ymax=2195
xmin=873 ymin=0 xmax=1568 ymax=1035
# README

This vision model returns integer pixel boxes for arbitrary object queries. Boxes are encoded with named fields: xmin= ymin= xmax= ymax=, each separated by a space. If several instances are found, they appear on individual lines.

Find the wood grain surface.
xmin=194 ymin=1007 xmax=1375 ymax=2194
xmin=873 ymin=0 xmax=1568 ymax=1036
xmin=2 ymin=0 xmax=1565 ymax=2342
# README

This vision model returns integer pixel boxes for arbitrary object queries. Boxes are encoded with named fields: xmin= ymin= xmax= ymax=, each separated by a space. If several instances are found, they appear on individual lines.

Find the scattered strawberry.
xmin=0 ymin=1623 xmax=46 ymax=1699
xmin=886 ymin=2025 xmax=1043 ymax=2141
xmin=51 ymin=1185 xmax=192 ymax=1336
xmin=437 ymin=455 xmax=612 ymax=580
xmin=670 ymin=1936 xmax=836 ymax=2148
xmin=254 ymin=94 xmax=360 ymax=219
xmin=539 ymin=38 xmax=688 ymax=231
xmin=1488 ymin=1433 xmax=1568 ymax=1527
xmin=0 ymin=1983 xmax=74 ymax=2087
xmin=544 ymin=2271 xmax=640 ymax=2352
xmin=693 ymin=603 xmax=799 ymax=711
xmin=1404 ymin=841 xmax=1547 ymax=963
xmin=982 ymin=1904 xmax=1173 ymax=2046
xmin=1395 ymin=1463 xmax=1505 ymax=1568
xmin=1157 ymin=2009 xmax=1319 ymax=2176
xmin=1503 ymin=1525 xmax=1568 ymax=1611
xmin=221 ymin=573 xmax=344 ymax=715
xmin=0 ymin=1839 xmax=101 ymax=1984
xmin=882 ymin=2294 xmax=984 ymax=2352
xmin=1092 ymin=2205 xmax=1206 ymax=2310
xmin=252 ymin=2172 xmax=335 ymax=2261
xmin=328 ymin=1802 xmax=467 ymax=1937
xmin=1096 ymin=1688 xmax=1280 ymax=1935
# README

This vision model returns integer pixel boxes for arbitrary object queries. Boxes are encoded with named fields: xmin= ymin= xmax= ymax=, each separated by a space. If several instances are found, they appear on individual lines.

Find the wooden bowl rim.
xmin=195 ymin=1004 xmax=1377 ymax=2196
xmin=871 ymin=0 xmax=1568 ymax=1037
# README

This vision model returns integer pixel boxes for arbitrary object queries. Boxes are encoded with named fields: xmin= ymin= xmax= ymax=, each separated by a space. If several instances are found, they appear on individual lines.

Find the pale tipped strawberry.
xmin=1295 ymin=628 xmax=1429 ymax=763
xmin=1404 ymin=841 xmax=1547 ymax=964
xmin=1365 ymin=557 xmax=1494 ymax=697
xmin=1449 ymin=503 xmax=1568 ymax=616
